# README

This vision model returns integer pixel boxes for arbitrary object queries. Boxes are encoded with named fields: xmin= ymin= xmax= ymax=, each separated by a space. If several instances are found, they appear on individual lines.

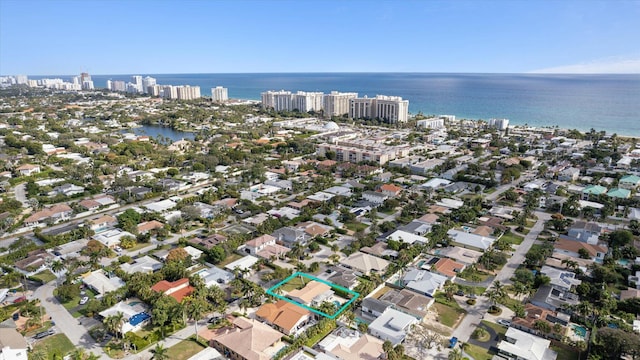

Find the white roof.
xmin=224 ymin=255 xmax=259 ymax=272
xmin=144 ymin=199 xmax=177 ymax=212
xmin=120 ymin=256 xmax=163 ymax=274
xmin=368 ymin=308 xmax=417 ymax=344
xmin=498 ymin=327 xmax=557 ymax=360
xmin=187 ymin=347 xmax=223 ymax=360
xmin=386 ymin=230 xmax=429 ymax=245
xmin=183 ymin=246 xmax=203 ymax=259
xmin=421 ymin=178 xmax=451 ymax=189
xmin=447 ymin=229 xmax=495 ymax=251
xmin=436 ymin=198 xmax=464 ymax=209
xmin=82 ymin=270 xmax=125 ymax=295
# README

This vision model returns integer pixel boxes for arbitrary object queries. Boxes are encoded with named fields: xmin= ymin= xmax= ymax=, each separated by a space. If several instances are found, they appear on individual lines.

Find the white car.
xmin=497 ymin=319 xmax=511 ymax=327
xmin=79 ymin=296 xmax=89 ymax=305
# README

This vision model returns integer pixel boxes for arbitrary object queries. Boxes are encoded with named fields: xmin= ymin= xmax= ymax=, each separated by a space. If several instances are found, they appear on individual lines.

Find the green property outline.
xmin=266 ymin=271 xmax=359 ymax=319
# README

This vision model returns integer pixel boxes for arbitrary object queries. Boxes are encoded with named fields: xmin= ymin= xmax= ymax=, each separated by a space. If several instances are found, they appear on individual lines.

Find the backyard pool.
xmin=572 ymin=324 xmax=587 ymax=338
xmin=129 ymin=312 xmax=151 ymax=326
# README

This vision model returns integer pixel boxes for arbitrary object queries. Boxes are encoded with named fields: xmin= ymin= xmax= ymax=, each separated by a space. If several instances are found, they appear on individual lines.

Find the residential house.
xmin=447 ymin=229 xmax=496 ymax=252
xmin=607 ymin=187 xmax=631 ymax=199
xmin=0 ymin=320 xmax=29 ymax=360
xmin=24 ymin=204 xmax=73 ymax=227
xmin=188 ymin=233 xmax=227 ymax=250
xmin=362 ymin=191 xmax=388 ymax=205
xmin=272 ymin=227 xmax=310 ymax=247
xmin=53 ymin=183 xmax=85 ymax=196
xmin=619 ymin=174 xmax=640 ymax=190
xmin=432 ymin=258 xmax=465 ymax=280
xmin=511 ymin=303 xmax=569 ymax=341
xmin=15 ymin=164 xmax=40 ymax=176
xmin=531 ymin=285 xmax=579 ymax=311
xmin=15 ymin=249 xmax=54 ymax=276
xmin=224 ymin=255 xmax=259 ymax=273
xmin=326 ymin=268 xmax=359 ymax=290
xmin=378 ymin=288 xmax=435 ymax=318
xmin=378 ymin=184 xmax=402 ymax=197
xmin=581 ymin=185 xmax=607 ymax=201
xmin=136 ymin=220 xmax=164 ymax=235
xmin=194 ymin=266 xmax=234 ymax=286
xmin=368 ymin=308 xmax=418 ymax=345
xmin=341 ymin=252 xmax=390 ymax=275
xmin=192 ymin=202 xmax=220 ymax=219
xmin=255 ymin=300 xmax=312 ymax=336
xmin=99 ymin=299 xmax=150 ymax=334
xmin=539 ymin=266 xmax=582 ymax=292
xmin=360 ymin=242 xmax=399 ymax=259
xmin=552 ymin=238 xmax=607 ymax=263
xmin=558 ymin=167 xmax=580 ymax=182
xmin=318 ymin=328 xmax=385 ymax=360
xmin=151 ymin=278 xmax=194 ymax=303
xmin=361 ymin=298 xmax=391 ymax=319
xmin=402 ymin=269 xmax=447 ymax=297
xmin=120 ymin=256 xmax=163 ymax=274
xmin=243 ymin=234 xmax=290 ymax=259
xmin=82 ymin=270 xmax=126 ymax=297
xmin=386 ymin=230 xmax=429 ymax=245
xmin=566 ymin=221 xmax=602 ymax=245
xmin=287 ymin=281 xmax=334 ymax=308
xmin=210 ymin=317 xmax=285 ymax=360
xmin=93 ymin=229 xmax=135 ymax=248
xmin=88 ymin=215 xmax=118 ymax=232
xmin=496 ymin=327 xmax=558 ymax=360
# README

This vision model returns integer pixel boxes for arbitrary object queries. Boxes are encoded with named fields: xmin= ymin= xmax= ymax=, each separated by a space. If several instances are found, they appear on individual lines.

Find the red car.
xmin=13 ymin=296 xmax=27 ymax=303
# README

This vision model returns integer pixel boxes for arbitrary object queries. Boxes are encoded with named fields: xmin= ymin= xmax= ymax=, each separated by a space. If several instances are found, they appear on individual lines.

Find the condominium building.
xmin=317 ymin=140 xmax=411 ymax=165
xmin=147 ymin=85 xmax=161 ymax=97
xmin=15 ymin=75 xmax=28 ymax=85
xmin=211 ymin=86 xmax=228 ymax=102
xmin=487 ymin=118 xmax=509 ymax=130
xmin=323 ymin=91 xmax=358 ymax=117
xmin=261 ymin=90 xmax=293 ymax=111
xmin=142 ymin=76 xmax=157 ymax=93
xmin=293 ymin=91 xmax=324 ymax=112
xmin=163 ymin=85 xmax=178 ymax=99
xmin=110 ymin=80 xmax=126 ymax=92
xmin=417 ymin=118 xmax=445 ymax=129
xmin=176 ymin=85 xmax=201 ymax=100
xmin=349 ymin=95 xmax=409 ymax=123
xmin=131 ymin=75 xmax=143 ymax=93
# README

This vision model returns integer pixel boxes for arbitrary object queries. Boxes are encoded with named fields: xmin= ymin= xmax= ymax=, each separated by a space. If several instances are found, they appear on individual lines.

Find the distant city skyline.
xmin=1 ymin=0 xmax=639 ymax=75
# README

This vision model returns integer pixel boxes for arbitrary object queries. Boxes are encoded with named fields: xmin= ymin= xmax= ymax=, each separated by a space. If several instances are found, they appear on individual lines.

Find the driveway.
xmin=14 ymin=183 xmax=28 ymax=205
xmin=452 ymin=212 xmax=549 ymax=343
xmin=33 ymin=281 xmax=108 ymax=359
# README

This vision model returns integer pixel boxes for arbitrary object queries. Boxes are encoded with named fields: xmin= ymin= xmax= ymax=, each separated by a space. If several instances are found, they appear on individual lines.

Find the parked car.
xmin=449 ymin=336 xmax=458 ymax=348
xmin=34 ymin=329 xmax=54 ymax=339
xmin=79 ymin=296 xmax=89 ymax=305
xmin=13 ymin=296 xmax=26 ymax=304
xmin=497 ymin=319 xmax=511 ymax=327
xmin=12 ymin=312 xmax=19 ymax=321
xmin=456 ymin=290 xmax=465 ymax=296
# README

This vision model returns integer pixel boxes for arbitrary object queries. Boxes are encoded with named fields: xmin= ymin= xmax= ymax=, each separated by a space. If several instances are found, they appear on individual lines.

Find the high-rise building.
xmin=80 ymin=72 xmax=91 ymax=83
xmin=163 ymin=85 xmax=177 ymax=99
xmin=142 ymin=76 xmax=156 ymax=94
xmin=15 ymin=75 xmax=28 ymax=85
xmin=211 ymin=86 xmax=228 ymax=102
xmin=131 ymin=75 xmax=143 ymax=93
xmin=106 ymin=80 xmax=113 ymax=91
xmin=111 ymin=80 xmax=126 ymax=92
xmin=261 ymin=90 xmax=292 ymax=111
xmin=82 ymin=81 xmax=95 ymax=90
xmin=349 ymin=95 xmax=409 ymax=123
xmin=487 ymin=118 xmax=509 ymax=130
xmin=176 ymin=85 xmax=201 ymax=100
xmin=147 ymin=85 xmax=161 ymax=97
xmin=323 ymin=91 xmax=358 ymax=117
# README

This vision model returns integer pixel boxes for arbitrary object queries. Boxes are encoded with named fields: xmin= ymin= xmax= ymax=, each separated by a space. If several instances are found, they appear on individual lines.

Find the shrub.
xmin=467 ymin=299 xmax=476 ymax=305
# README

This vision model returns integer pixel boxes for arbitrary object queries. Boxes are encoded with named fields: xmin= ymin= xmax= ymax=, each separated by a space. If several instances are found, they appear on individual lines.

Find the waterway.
xmin=121 ymin=124 xmax=195 ymax=142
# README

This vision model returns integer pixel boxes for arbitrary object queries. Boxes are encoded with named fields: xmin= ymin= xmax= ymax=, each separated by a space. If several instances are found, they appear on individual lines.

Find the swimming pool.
xmin=129 ymin=312 xmax=151 ymax=326
xmin=572 ymin=324 xmax=587 ymax=338
xmin=193 ymin=269 xmax=209 ymax=276
xmin=617 ymin=259 xmax=630 ymax=266
xmin=462 ymin=226 xmax=472 ymax=232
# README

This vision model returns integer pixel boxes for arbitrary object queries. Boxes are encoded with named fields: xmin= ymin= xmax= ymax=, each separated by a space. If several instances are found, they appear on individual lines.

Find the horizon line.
xmin=5 ymin=71 xmax=640 ymax=77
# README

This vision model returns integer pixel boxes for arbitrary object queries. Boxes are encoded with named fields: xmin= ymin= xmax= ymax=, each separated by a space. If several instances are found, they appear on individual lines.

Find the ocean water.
xmin=43 ymin=73 xmax=640 ymax=136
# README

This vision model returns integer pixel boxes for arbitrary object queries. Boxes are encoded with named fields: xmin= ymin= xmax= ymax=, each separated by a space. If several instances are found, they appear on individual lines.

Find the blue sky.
xmin=1 ymin=0 xmax=639 ymax=75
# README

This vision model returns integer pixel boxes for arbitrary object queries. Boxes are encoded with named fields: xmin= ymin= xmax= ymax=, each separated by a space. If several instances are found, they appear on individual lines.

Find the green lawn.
xmin=464 ymin=343 xmax=493 ymax=360
xmin=501 ymin=232 xmax=524 ymax=245
xmin=217 ymin=253 xmax=243 ymax=267
xmin=481 ymin=320 xmax=507 ymax=338
xmin=344 ymin=221 xmax=367 ymax=232
xmin=165 ymin=338 xmax=206 ymax=360
xmin=551 ymin=345 xmax=579 ymax=360
xmin=280 ymin=276 xmax=307 ymax=292
xmin=31 ymin=270 xmax=57 ymax=284
xmin=433 ymin=302 xmax=466 ymax=328
xmin=32 ymin=333 xmax=75 ymax=359
xmin=498 ymin=296 xmax=522 ymax=313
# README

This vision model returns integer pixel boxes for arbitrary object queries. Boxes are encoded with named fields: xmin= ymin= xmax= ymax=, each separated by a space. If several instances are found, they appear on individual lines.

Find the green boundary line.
xmin=266 ymin=272 xmax=359 ymax=319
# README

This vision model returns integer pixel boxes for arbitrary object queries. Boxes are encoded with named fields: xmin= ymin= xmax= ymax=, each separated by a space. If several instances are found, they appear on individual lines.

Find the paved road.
xmin=14 ymin=183 xmax=28 ymax=205
xmin=33 ymin=282 xmax=108 ymax=359
xmin=451 ymin=211 xmax=549 ymax=343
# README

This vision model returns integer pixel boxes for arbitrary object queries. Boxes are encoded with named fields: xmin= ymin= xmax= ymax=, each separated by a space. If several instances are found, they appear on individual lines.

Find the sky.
xmin=1 ymin=0 xmax=639 ymax=75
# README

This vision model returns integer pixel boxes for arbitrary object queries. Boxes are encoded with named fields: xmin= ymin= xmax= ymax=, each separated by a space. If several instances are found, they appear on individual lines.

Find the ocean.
xmin=42 ymin=73 xmax=640 ymax=136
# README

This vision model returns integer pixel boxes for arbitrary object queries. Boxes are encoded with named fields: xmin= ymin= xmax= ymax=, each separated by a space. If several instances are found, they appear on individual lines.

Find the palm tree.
xmin=71 ymin=347 xmax=87 ymax=360
xmin=448 ymin=348 xmax=463 ymax=360
xmin=186 ymin=297 xmax=207 ymax=342
xmin=152 ymin=343 xmax=169 ymax=360
xmin=443 ymin=281 xmax=457 ymax=301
